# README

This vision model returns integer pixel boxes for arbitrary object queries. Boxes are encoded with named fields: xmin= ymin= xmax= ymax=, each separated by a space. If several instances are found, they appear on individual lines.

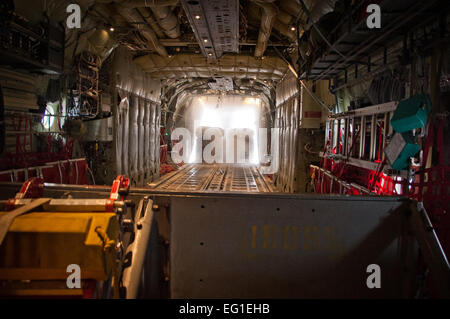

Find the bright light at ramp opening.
xmin=188 ymin=96 xmax=261 ymax=164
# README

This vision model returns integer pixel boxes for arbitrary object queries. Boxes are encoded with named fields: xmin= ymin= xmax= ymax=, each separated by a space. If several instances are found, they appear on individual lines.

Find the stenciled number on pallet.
xmin=242 ymin=224 xmax=345 ymax=259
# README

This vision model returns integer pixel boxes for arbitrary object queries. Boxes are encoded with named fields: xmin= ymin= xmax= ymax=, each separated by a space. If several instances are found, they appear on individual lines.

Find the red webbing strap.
xmin=368 ymin=159 xmax=387 ymax=192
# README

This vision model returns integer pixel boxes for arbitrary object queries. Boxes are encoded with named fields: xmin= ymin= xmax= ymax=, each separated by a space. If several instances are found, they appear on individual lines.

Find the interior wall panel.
xmin=129 ymin=96 xmax=139 ymax=185
xmin=138 ymin=97 xmax=145 ymax=186
xmin=144 ymin=100 xmax=151 ymax=184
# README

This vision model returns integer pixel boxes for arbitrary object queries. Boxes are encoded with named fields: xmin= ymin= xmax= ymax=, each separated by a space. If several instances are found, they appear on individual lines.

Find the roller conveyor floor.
xmin=149 ymin=164 xmax=274 ymax=193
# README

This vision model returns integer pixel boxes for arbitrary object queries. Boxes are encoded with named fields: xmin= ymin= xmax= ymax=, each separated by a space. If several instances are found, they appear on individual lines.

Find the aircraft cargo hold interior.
xmin=0 ymin=0 xmax=449 ymax=300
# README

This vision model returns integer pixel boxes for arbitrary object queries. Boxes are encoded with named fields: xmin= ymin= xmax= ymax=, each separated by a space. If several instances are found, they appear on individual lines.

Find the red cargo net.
xmin=0 ymin=111 xmax=89 ymax=185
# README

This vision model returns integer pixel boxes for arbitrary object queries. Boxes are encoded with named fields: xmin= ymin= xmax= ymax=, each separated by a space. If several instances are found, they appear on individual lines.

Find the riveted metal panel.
xmin=170 ymin=194 xmax=414 ymax=298
xmin=180 ymin=0 xmax=239 ymax=59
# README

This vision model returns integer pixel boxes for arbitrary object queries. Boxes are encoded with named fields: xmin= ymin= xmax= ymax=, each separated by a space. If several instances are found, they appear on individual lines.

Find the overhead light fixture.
xmin=243 ymin=97 xmax=260 ymax=105
xmin=208 ymin=53 xmax=213 ymax=56
xmin=109 ymin=27 xmax=115 ymax=32
xmin=195 ymin=15 xmax=201 ymax=20
xmin=290 ymin=26 xmax=296 ymax=31
xmin=203 ymin=38 xmax=208 ymax=43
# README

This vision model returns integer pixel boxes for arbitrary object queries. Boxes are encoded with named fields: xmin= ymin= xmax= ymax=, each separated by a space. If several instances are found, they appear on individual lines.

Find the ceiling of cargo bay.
xmin=10 ymin=0 xmax=337 ymax=102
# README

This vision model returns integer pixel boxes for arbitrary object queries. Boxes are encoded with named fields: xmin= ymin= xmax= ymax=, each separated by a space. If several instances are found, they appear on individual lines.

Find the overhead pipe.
xmin=150 ymin=6 xmax=181 ymax=39
xmin=297 ymin=0 xmax=338 ymax=26
xmin=137 ymin=7 xmax=165 ymax=38
xmin=252 ymin=0 xmax=278 ymax=58
xmin=248 ymin=3 xmax=294 ymax=44
xmin=117 ymin=7 xmax=168 ymax=57
xmin=279 ymin=0 xmax=302 ymax=18
xmin=273 ymin=19 xmax=296 ymax=42
xmin=107 ymin=0 xmax=181 ymax=38
xmin=276 ymin=9 xmax=293 ymax=25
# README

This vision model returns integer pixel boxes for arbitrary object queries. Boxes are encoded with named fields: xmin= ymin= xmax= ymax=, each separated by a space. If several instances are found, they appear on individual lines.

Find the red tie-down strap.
xmin=6 ymin=177 xmax=45 ymax=210
xmin=105 ymin=175 xmax=130 ymax=212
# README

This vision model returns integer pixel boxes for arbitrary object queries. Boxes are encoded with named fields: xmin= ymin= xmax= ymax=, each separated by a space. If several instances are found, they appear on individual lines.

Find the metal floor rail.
xmin=149 ymin=164 xmax=274 ymax=193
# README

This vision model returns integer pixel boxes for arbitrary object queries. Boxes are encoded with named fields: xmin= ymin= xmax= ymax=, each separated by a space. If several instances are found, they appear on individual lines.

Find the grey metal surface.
xmin=180 ymin=0 xmax=239 ymax=59
xmin=82 ymin=117 xmax=114 ymax=142
xmin=224 ymin=165 xmax=257 ymax=192
xmin=170 ymin=195 xmax=413 ymax=298
xmin=208 ymin=77 xmax=234 ymax=91
xmin=122 ymin=197 xmax=155 ymax=299
xmin=304 ymin=0 xmax=441 ymax=80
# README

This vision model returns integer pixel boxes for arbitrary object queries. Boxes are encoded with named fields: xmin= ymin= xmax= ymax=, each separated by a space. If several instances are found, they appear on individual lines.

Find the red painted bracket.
xmin=6 ymin=177 xmax=44 ymax=210
xmin=106 ymin=175 xmax=130 ymax=212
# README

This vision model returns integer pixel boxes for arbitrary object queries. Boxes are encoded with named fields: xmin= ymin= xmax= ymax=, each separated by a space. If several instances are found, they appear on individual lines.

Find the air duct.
xmin=277 ymin=9 xmax=293 ymax=25
xmin=150 ymin=6 xmax=180 ymax=39
xmin=134 ymin=53 xmax=288 ymax=80
xmin=252 ymin=0 xmax=278 ymax=58
xmin=295 ymin=0 xmax=339 ymax=28
xmin=137 ymin=7 xmax=165 ymax=38
xmin=108 ymin=0 xmax=181 ymax=39
xmin=273 ymin=19 xmax=296 ymax=41
xmin=117 ymin=7 xmax=168 ymax=57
